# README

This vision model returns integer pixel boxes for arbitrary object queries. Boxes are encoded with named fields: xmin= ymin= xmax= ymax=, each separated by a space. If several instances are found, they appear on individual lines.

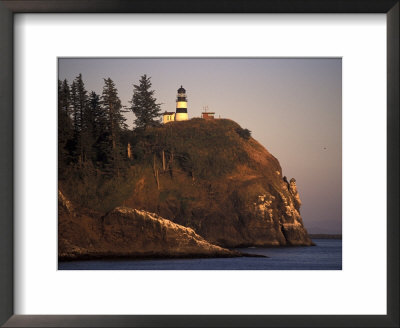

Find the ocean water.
xmin=58 ymin=239 xmax=342 ymax=270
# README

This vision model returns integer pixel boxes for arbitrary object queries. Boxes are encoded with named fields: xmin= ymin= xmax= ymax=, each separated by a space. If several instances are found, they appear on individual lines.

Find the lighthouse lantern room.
xmin=175 ymin=85 xmax=189 ymax=121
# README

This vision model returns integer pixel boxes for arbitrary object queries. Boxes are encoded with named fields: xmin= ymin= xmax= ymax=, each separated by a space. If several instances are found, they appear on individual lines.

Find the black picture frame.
xmin=0 ymin=1 xmax=398 ymax=327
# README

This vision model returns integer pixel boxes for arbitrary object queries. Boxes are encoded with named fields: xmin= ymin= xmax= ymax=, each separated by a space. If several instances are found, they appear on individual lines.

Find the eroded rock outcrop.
xmin=58 ymin=191 xmax=239 ymax=260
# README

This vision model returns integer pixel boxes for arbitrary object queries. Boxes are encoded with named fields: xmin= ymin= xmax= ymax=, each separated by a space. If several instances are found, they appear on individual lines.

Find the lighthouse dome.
xmin=177 ymin=85 xmax=186 ymax=93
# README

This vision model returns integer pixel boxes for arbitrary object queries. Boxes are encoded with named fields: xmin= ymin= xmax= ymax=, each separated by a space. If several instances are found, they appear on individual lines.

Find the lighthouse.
xmin=175 ymin=85 xmax=189 ymax=121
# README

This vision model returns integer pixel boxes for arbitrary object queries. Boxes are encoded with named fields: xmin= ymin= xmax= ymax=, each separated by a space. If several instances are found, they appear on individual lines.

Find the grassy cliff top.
xmin=129 ymin=118 xmax=281 ymax=180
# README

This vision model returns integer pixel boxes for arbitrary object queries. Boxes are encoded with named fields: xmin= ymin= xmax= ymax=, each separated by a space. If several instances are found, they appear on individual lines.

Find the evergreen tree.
xmin=76 ymin=74 xmax=90 ymax=162
xmin=70 ymin=74 xmax=90 ymax=163
xmin=59 ymin=79 xmax=71 ymax=116
xmin=88 ymin=91 xmax=108 ymax=163
xmin=70 ymin=80 xmax=79 ymax=135
xmin=88 ymin=91 xmax=102 ymax=141
xmin=130 ymin=74 xmax=162 ymax=129
xmin=80 ymin=90 xmax=99 ymax=163
xmin=58 ymin=79 xmax=73 ymax=168
xmin=101 ymin=78 xmax=127 ymax=172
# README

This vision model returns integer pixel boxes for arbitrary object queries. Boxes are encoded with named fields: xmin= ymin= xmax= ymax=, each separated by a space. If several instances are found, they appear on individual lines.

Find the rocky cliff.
xmin=60 ymin=118 xmax=313 ymax=253
xmin=58 ymin=190 xmax=239 ymax=260
xmin=121 ymin=119 xmax=313 ymax=247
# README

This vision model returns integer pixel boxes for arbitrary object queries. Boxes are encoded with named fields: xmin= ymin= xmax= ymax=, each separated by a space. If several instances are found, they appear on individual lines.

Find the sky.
xmin=59 ymin=58 xmax=342 ymax=234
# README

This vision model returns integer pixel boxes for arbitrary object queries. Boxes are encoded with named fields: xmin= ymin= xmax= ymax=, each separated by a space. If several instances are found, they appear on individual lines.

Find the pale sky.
xmin=59 ymin=58 xmax=342 ymax=234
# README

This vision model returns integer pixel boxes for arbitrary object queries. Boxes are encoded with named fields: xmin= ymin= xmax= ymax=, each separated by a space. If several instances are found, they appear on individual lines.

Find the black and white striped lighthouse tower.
xmin=175 ymin=85 xmax=189 ymax=121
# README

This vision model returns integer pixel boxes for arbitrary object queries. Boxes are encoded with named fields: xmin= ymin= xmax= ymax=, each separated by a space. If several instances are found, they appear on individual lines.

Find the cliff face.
xmin=58 ymin=191 xmax=238 ymax=260
xmin=122 ymin=119 xmax=313 ymax=247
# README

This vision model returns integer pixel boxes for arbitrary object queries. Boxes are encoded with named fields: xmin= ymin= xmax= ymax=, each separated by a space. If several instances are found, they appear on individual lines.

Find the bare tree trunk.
xmin=153 ymin=154 xmax=159 ymax=189
xmin=153 ymin=154 xmax=156 ymax=177
xmin=162 ymin=150 xmax=166 ymax=171
xmin=166 ymin=151 xmax=174 ymax=177
xmin=127 ymin=143 xmax=132 ymax=159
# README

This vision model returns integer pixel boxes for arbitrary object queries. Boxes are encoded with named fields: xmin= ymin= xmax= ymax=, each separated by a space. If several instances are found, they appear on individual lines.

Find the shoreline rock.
xmin=59 ymin=192 xmax=241 ymax=261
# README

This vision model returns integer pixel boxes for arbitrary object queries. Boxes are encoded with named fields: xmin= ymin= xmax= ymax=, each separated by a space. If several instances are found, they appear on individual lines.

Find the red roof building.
xmin=201 ymin=112 xmax=215 ymax=120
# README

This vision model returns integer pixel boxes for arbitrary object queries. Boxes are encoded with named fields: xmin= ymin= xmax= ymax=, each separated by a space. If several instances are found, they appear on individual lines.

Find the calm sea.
xmin=58 ymin=239 xmax=342 ymax=270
